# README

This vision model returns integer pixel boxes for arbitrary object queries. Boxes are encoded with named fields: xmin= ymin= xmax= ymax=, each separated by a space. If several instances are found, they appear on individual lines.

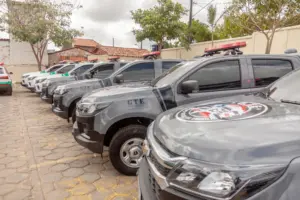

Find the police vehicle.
xmin=73 ymin=43 xmax=300 ymax=175
xmin=21 ymin=64 xmax=65 ymax=88
xmin=41 ymin=60 xmax=128 ymax=104
xmin=34 ymin=62 xmax=94 ymax=94
xmin=139 ymin=65 xmax=300 ymax=200
xmin=26 ymin=63 xmax=75 ymax=91
xmin=52 ymin=58 xmax=182 ymax=123
xmin=0 ymin=65 xmax=13 ymax=95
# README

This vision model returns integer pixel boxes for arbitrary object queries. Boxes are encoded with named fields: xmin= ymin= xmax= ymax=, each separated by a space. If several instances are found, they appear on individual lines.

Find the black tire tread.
xmin=109 ymin=124 xmax=147 ymax=176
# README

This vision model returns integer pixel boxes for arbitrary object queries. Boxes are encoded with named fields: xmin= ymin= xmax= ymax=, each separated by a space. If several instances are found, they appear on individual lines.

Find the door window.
xmin=186 ymin=60 xmax=241 ymax=92
xmin=57 ymin=65 xmax=75 ymax=74
xmin=92 ymin=64 xmax=114 ymax=79
xmin=122 ymin=62 xmax=155 ymax=81
xmin=252 ymin=59 xmax=293 ymax=87
xmin=73 ymin=64 xmax=94 ymax=75
xmin=48 ymin=65 xmax=63 ymax=72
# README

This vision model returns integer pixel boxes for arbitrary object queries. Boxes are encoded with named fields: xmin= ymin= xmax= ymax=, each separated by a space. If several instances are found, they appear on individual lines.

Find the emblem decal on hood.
xmin=176 ymin=102 xmax=269 ymax=122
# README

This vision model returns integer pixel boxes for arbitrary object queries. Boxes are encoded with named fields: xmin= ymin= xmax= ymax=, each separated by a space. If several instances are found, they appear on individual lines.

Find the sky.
xmin=69 ymin=0 xmax=229 ymax=50
xmin=0 ymin=0 xmax=229 ymax=50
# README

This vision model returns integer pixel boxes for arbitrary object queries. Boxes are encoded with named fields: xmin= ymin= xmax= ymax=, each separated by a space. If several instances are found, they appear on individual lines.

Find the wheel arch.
xmin=68 ymin=97 xmax=82 ymax=118
xmin=103 ymin=115 xmax=155 ymax=147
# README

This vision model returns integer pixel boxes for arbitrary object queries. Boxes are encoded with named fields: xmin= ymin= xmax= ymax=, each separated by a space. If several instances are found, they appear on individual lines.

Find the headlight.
xmin=36 ymin=78 xmax=47 ymax=83
xmin=29 ymin=76 xmax=37 ymax=80
xmin=54 ymin=88 xmax=69 ymax=95
xmin=43 ymin=80 xmax=51 ymax=87
xmin=77 ymin=102 xmax=111 ymax=115
xmin=167 ymin=160 xmax=286 ymax=199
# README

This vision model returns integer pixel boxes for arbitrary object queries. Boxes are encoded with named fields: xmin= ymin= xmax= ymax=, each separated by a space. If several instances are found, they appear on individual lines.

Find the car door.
xmin=175 ymin=58 xmax=252 ymax=106
xmin=247 ymin=58 xmax=294 ymax=94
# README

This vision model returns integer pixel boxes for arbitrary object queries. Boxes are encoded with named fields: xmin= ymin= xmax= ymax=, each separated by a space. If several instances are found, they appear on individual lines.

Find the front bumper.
xmin=72 ymin=117 xmax=104 ymax=154
xmin=41 ymin=87 xmax=53 ymax=103
xmin=35 ymin=83 xmax=42 ymax=93
xmin=139 ymin=158 xmax=195 ymax=200
xmin=52 ymin=94 xmax=68 ymax=119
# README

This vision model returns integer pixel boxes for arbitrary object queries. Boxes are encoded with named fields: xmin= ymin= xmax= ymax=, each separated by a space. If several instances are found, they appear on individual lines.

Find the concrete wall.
xmin=6 ymin=65 xmax=47 ymax=83
xmin=161 ymin=25 xmax=300 ymax=59
xmin=0 ymin=40 xmax=10 ymax=64
xmin=9 ymin=38 xmax=48 ymax=65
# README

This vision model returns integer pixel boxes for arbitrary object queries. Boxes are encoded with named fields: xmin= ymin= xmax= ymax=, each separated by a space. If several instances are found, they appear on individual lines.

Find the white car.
xmin=0 ymin=65 xmax=13 ymax=95
xmin=27 ymin=64 xmax=76 ymax=92
xmin=21 ymin=64 xmax=64 ymax=88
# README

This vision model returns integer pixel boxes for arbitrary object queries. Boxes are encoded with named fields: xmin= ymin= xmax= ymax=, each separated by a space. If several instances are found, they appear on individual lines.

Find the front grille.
xmin=77 ymin=122 xmax=85 ymax=133
xmin=148 ymin=167 xmax=161 ymax=200
xmin=148 ymin=152 xmax=171 ymax=176
xmin=53 ymin=96 xmax=63 ymax=110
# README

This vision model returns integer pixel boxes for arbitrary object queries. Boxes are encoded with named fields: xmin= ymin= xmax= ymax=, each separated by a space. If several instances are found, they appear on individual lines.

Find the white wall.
xmin=9 ymin=37 xmax=48 ymax=66
xmin=161 ymin=25 xmax=300 ymax=59
xmin=0 ymin=40 xmax=10 ymax=64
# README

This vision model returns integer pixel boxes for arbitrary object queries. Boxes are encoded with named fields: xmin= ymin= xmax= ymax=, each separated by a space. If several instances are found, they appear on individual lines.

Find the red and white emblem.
xmin=176 ymin=102 xmax=269 ymax=122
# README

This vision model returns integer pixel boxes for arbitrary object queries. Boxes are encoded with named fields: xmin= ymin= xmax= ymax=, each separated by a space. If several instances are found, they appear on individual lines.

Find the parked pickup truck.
xmin=73 ymin=54 xmax=300 ymax=175
xmin=27 ymin=63 xmax=76 ymax=92
xmin=34 ymin=62 xmax=95 ymax=94
xmin=139 ymin=66 xmax=300 ymax=200
xmin=21 ymin=64 xmax=64 ymax=88
xmin=52 ymin=59 xmax=182 ymax=123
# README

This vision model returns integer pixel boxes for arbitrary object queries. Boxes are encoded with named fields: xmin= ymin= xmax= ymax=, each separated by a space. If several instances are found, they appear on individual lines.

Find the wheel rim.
xmin=120 ymin=138 xmax=144 ymax=168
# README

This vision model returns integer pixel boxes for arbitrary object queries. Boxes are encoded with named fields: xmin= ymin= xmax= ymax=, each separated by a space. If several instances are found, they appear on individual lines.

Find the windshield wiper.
xmin=280 ymin=99 xmax=300 ymax=105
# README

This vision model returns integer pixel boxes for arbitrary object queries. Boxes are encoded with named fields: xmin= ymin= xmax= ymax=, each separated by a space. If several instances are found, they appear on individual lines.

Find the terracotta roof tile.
xmin=73 ymin=38 xmax=99 ymax=48
xmin=95 ymin=46 xmax=150 ymax=58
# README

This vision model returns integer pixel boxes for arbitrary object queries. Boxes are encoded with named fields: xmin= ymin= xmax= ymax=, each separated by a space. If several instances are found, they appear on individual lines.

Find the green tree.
xmin=207 ymin=5 xmax=217 ymax=46
xmin=229 ymin=0 xmax=300 ymax=54
xmin=131 ymin=0 xmax=187 ymax=52
xmin=215 ymin=14 xmax=255 ymax=39
xmin=178 ymin=19 xmax=212 ymax=49
xmin=2 ymin=0 xmax=81 ymax=70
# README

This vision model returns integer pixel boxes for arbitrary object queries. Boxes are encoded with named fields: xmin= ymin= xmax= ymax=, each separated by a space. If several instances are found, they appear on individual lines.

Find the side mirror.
xmin=9 ymin=72 xmax=13 ymax=75
xmin=114 ymin=74 xmax=124 ymax=83
xmin=181 ymin=80 xmax=198 ymax=94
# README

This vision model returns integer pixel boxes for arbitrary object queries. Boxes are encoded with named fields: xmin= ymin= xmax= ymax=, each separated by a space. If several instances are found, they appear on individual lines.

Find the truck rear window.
xmin=0 ymin=68 xmax=4 ymax=74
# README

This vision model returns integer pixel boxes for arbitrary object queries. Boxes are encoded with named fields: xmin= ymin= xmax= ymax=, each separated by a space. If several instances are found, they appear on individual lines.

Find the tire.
xmin=5 ymin=86 xmax=12 ymax=96
xmin=71 ymin=107 xmax=76 ymax=124
xmin=109 ymin=124 xmax=147 ymax=176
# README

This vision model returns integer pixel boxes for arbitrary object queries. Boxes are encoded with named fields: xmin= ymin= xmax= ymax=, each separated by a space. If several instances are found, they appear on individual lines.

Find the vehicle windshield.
xmin=269 ymin=68 xmax=300 ymax=102
xmin=151 ymin=60 xmax=198 ymax=87
xmin=0 ymin=67 xmax=4 ymax=74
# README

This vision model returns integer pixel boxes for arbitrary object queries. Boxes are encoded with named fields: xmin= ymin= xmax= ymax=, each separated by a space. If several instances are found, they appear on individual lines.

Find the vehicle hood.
xmin=23 ymin=71 xmax=40 ymax=76
xmin=81 ymin=83 xmax=153 ymax=103
xmin=59 ymin=78 xmax=99 ymax=90
xmin=154 ymin=95 xmax=300 ymax=165
xmin=47 ymin=75 xmax=75 ymax=82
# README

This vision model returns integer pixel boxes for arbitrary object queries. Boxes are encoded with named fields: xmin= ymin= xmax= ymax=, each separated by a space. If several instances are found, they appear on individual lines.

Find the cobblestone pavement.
xmin=0 ymin=86 xmax=138 ymax=200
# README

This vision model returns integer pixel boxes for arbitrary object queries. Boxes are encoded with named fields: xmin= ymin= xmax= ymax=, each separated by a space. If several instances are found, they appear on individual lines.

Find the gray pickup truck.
xmin=139 ymin=65 xmax=300 ymax=200
xmin=36 ymin=63 xmax=94 ymax=95
xmin=73 ymin=54 xmax=300 ymax=176
xmin=41 ymin=61 xmax=128 ymax=104
xmin=52 ymin=59 xmax=182 ymax=123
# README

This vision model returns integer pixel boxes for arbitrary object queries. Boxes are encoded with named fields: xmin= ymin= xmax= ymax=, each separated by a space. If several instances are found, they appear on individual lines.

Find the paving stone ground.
xmin=0 ymin=85 xmax=138 ymax=200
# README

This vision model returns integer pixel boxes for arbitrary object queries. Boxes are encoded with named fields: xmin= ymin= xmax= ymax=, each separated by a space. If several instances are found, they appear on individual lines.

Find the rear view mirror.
xmin=114 ymin=74 xmax=124 ymax=83
xmin=181 ymin=80 xmax=198 ymax=94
